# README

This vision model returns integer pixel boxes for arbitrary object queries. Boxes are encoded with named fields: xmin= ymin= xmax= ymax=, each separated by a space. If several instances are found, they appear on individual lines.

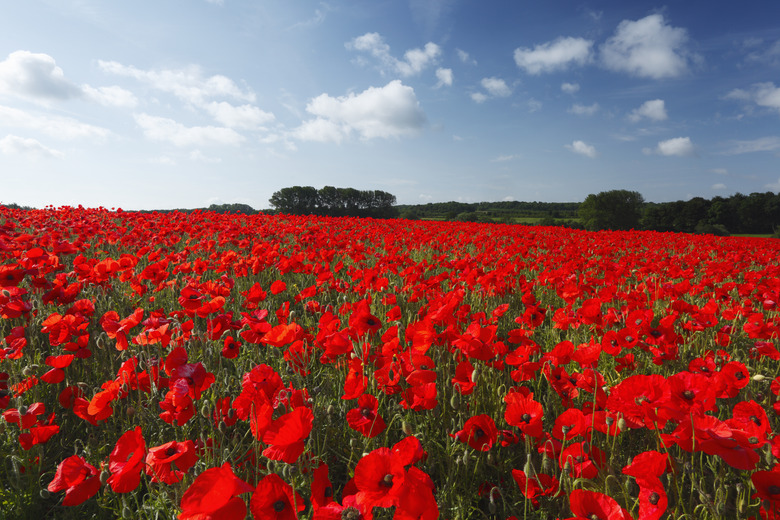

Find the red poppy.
xmin=559 ymin=441 xmax=606 ymax=479
xmin=179 ymin=462 xmax=253 ymax=520
xmin=511 ymin=470 xmax=559 ymax=508
xmin=311 ymin=463 xmax=335 ymax=512
xmin=262 ymin=406 xmax=314 ymax=464
xmin=568 ymin=489 xmax=631 ymax=520
xmin=353 ymin=447 xmax=407 ymax=512
xmin=346 ymin=393 xmax=387 ymax=438
xmin=146 ymin=440 xmax=198 ymax=484
xmin=250 ymin=473 xmax=305 ymax=520
xmin=452 ymin=414 xmax=498 ymax=452
xmin=752 ymin=470 xmax=780 ymax=506
xmin=107 ymin=426 xmax=146 ymax=493
xmin=47 ymin=455 xmax=101 ymax=506
xmin=551 ymin=407 xmax=588 ymax=441
xmin=504 ymin=389 xmax=544 ymax=439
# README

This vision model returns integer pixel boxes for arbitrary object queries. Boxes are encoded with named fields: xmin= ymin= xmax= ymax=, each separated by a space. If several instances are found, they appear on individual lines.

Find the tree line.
xmin=268 ymin=186 xmax=398 ymax=218
xmin=578 ymin=190 xmax=780 ymax=235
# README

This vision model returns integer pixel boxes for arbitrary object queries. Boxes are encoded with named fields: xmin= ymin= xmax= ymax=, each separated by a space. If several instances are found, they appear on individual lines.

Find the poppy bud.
xmin=581 ymin=441 xmax=590 ymax=454
xmin=523 ymin=454 xmax=533 ymax=475
xmin=100 ymin=468 xmax=111 ymax=485
xmin=752 ymin=374 xmax=766 ymax=382
xmin=617 ymin=418 xmax=626 ymax=431
xmin=402 ymin=420 xmax=413 ymax=436
xmin=122 ymin=506 xmax=133 ymax=519
xmin=39 ymin=489 xmax=50 ymax=499
xmin=200 ymin=404 xmax=211 ymax=418
xmin=218 ymin=421 xmax=227 ymax=434
xmin=449 ymin=393 xmax=460 ymax=410
xmin=471 ymin=367 xmax=479 ymax=382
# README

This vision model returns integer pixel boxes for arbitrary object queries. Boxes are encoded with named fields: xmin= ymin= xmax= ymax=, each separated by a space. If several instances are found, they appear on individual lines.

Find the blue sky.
xmin=1 ymin=0 xmax=780 ymax=210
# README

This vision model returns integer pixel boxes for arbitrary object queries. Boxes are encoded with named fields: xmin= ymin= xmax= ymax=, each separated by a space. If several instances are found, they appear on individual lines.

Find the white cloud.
xmin=435 ymin=68 xmax=453 ymax=87
xmin=294 ymin=80 xmax=426 ymax=142
xmin=725 ymin=82 xmax=780 ymax=114
xmin=0 ymin=105 xmax=109 ymax=140
xmin=514 ymin=37 xmax=594 ymax=74
xmin=653 ymin=136 xmax=695 ymax=156
xmin=565 ymin=140 xmax=597 ymax=158
xmin=99 ymin=60 xmax=255 ymax=105
xmin=134 ymin=113 xmax=245 ymax=147
xmin=0 ymin=135 xmax=64 ymax=158
xmin=82 ymin=85 xmax=138 ymax=108
xmin=600 ymin=14 xmax=697 ymax=79
xmin=628 ymin=99 xmax=668 ymax=122
xmin=711 ymin=183 xmax=727 ymax=190
xmin=346 ymin=33 xmax=440 ymax=77
xmin=491 ymin=154 xmax=520 ymax=162
xmin=189 ymin=150 xmax=222 ymax=163
xmin=456 ymin=49 xmax=476 ymax=65
xmin=480 ymin=77 xmax=511 ymax=97
xmin=470 ymin=92 xmax=488 ymax=104
xmin=561 ymin=82 xmax=580 ymax=94
xmin=766 ymin=178 xmax=780 ymax=191
xmin=569 ymin=103 xmax=599 ymax=116
xmin=710 ymin=168 xmax=728 ymax=175
xmin=719 ymin=136 xmax=780 ymax=155
xmin=203 ymin=101 xmax=275 ymax=130
xmin=0 ymin=50 xmax=82 ymax=103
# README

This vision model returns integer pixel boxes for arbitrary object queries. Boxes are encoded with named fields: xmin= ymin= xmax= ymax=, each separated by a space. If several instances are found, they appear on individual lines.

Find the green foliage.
xmin=579 ymin=189 xmax=644 ymax=231
xmin=269 ymin=186 xmax=398 ymax=218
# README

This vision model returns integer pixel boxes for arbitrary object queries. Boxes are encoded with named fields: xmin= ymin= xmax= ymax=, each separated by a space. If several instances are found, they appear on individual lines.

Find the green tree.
xmin=579 ymin=190 xmax=645 ymax=231
xmin=269 ymin=186 xmax=320 ymax=214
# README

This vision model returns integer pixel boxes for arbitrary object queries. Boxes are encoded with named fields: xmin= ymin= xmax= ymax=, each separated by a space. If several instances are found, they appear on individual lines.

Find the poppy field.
xmin=2 ymin=205 xmax=780 ymax=520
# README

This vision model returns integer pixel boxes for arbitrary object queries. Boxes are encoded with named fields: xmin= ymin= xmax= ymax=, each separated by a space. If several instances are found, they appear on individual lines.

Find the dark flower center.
xmin=750 ymin=415 xmax=761 ymax=425
xmin=381 ymin=474 xmax=394 ymax=487
xmin=681 ymin=390 xmax=695 ymax=400
xmin=361 ymin=408 xmax=372 ymax=418
xmin=634 ymin=395 xmax=649 ymax=405
xmin=649 ymin=492 xmax=660 ymax=505
xmin=341 ymin=507 xmax=361 ymax=520
xmin=165 ymin=446 xmax=178 ymax=457
xmin=768 ymin=486 xmax=780 ymax=496
xmin=324 ymin=486 xmax=333 ymax=498
xmin=734 ymin=371 xmax=745 ymax=379
xmin=273 ymin=500 xmax=286 ymax=512
xmin=522 ymin=413 xmax=531 ymax=423
xmin=474 ymin=427 xmax=485 ymax=439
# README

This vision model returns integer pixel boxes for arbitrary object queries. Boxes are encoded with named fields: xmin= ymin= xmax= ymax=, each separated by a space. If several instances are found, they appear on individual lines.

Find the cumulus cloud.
xmin=0 ymin=50 xmax=82 ymax=103
xmin=719 ymin=136 xmax=780 ymax=155
xmin=470 ymin=92 xmax=488 ymax=104
xmin=725 ymin=82 xmax=780 ymax=114
xmin=628 ymin=99 xmax=668 ymax=122
xmin=294 ymin=80 xmax=426 ymax=142
xmin=648 ymin=136 xmax=695 ymax=156
xmin=99 ymin=60 xmax=255 ymax=105
xmin=0 ymin=105 xmax=109 ymax=140
xmin=561 ymin=82 xmax=580 ymax=94
xmin=202 ymin=101 xmax=275 ymax=130
xmin=481 ymin=77 xmax=512 ymax=97
xmin=565 ymin=140 xmax=597 ymax=158
xmin=134 ymin=113 xmax=245 ymax=147
xmin=600 ymin=14 xmax=697 ymax=79
xmin=569 ymin=103 xmax=599 ymax=116
xmin=711 ymin=183 xmax=727 ymax=190
xmin=435 ymin=68 xmax=453 ymax=87
xmin=456 ymin=49 xmax=476 ymax=65
xmin=346 ymin=33 xmax=441 ymax=77
xmin=0 ymin=135 xmax=64 ymax=158
xmin=514 ymin=37 xmax=593 ymax=74
xmin=82 ymin=85 xmax=138 ymax=108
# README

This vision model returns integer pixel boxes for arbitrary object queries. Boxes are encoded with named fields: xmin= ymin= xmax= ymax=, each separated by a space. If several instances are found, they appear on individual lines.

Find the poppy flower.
xmin=396 ymin=465 xmax=438 ymax=520
xmin=504 ymin=389 xmax=544 ymax=439
xmin=346 ymin=393 xmax=386 ymax=438
xmin=353 ymin=447 xmax=407 ymax=512
xmin=250 ymin=473 xmax=305 ymax=520
xmin=452 ymin=414 xmax=498 ymax=452
xmin=47 ymin=455 xmax=101 ymax=506
xmin=311 ymin=463 xmax=335 ymax=512
xmin=108 ymin=426 xmax=146 ymax=493
xmin=179 ymin=462 xmax=253 ymax=520
xmin=560 ymin=441 xmax=606 ymax=479
xmin=511 ymin=470 xmax=559 ymax=508
xmin=752 ymin=470 xmax=780 ymax=505
xmin=568 ymin=489 xmax=632 ymax=520
xmin=262 ymin=406 xmax=314 ymax=464
xmin=146 ymin=440 xmax=198 ymax=484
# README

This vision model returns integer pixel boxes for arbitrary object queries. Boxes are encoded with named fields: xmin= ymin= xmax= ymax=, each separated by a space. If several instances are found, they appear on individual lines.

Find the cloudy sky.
xmin=1 ymin=0 xmax=780 ymax=210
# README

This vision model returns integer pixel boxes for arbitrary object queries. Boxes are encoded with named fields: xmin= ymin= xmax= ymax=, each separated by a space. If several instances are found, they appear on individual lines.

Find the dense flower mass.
xmin=0 ymin=205 xmax=779 ymax=519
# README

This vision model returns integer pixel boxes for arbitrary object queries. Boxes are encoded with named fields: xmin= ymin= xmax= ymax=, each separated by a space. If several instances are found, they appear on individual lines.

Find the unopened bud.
xmin=752 ymin=374 xmax=766 ymax=382
xmin=402 ymin=420 xmax=413 ymax=436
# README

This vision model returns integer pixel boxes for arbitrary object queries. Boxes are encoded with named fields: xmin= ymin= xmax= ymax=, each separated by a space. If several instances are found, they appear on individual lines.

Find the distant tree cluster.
xmin=269 ymin=186 xmax=398 ymax=218
xmin=579 ymin=190 xmax=644 ymax=231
